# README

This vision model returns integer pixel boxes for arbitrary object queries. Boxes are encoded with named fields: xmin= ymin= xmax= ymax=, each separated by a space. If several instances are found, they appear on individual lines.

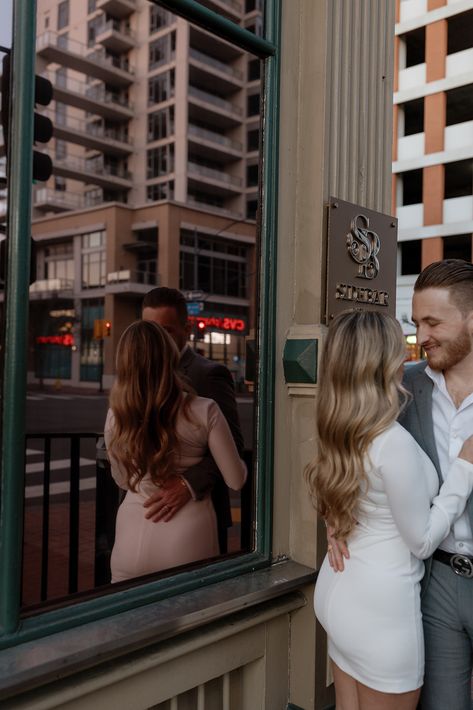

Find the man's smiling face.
xmin=412 ymin=287 xmax=472 ymax=371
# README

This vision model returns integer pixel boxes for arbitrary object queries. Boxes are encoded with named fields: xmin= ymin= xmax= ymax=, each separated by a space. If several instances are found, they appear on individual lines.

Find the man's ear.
xmin=184 ymin=320 xmax=192 ymax=338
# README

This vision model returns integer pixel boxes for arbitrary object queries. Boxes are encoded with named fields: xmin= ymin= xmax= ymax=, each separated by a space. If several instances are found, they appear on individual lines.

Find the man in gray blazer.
xmin=327 ymin=259 xmax=473 ymax=709
xmin=141 ymin=287 xmax=244 ymax=554
xmin=398 ymin=259 xmax=473 ymax=710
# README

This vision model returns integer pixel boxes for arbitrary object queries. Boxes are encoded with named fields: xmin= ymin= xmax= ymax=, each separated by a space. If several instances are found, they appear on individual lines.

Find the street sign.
xmin=186 ymin=301 xmax=203 ymax=315
xmin=182 ymin=289 xmax=205 ymax=301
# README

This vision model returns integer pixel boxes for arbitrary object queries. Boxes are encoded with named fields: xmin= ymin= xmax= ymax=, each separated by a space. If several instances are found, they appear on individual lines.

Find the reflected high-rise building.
xmin=1 ymin=0 xmax=263 ymax=388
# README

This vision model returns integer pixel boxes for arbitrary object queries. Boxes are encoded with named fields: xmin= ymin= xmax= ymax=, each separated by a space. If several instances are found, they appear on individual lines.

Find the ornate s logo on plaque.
xmin=325 ymin=197 xmax=398 ymax=321
xmin=346 ymin=214 xmax=380 ymax=280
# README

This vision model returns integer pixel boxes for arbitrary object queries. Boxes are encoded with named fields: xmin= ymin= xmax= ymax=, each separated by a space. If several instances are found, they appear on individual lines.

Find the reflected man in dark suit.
xmin=142 ymin=287 xmax=244 ymax=554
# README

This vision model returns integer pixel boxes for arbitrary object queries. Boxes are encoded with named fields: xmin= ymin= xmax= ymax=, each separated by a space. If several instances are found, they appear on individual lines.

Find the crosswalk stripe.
xmin=26 ymin=458 xmax=95 ymax=474
xmin=25 ymin=477 xmax=96 ymax=499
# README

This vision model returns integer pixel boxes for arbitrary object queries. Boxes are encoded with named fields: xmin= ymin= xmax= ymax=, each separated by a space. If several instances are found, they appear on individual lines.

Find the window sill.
xmin=0 ymin=559 xmax=316 ymax=701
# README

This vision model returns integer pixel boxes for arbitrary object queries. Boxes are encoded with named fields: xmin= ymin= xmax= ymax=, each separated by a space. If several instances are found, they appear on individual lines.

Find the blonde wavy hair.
xmin=304 ymin=310 xmax=408 ymax=539
xmin=108 ymin=320 xmax=194 ymax=491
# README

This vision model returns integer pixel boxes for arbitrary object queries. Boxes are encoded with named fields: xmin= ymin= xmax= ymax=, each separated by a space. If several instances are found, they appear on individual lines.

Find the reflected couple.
xmin=104 ymin=288 xmax=247 ymax=582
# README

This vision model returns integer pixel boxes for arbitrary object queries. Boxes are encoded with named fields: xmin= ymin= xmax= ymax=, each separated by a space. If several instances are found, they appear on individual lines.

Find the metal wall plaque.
xmin=325 ymin=197 xmax=398 ymax=322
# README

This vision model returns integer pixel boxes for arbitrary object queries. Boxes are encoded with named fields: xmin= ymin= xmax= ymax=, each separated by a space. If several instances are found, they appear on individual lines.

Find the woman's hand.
xmin=326 ymin=525 xmax=350 ymax=572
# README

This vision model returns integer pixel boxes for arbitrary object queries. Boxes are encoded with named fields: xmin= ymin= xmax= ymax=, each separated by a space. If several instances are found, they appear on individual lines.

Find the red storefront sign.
xmin=188 ymin=315 xmax=247 ymax=334
xmin=36 ymin=334 xmax=75 ymax=346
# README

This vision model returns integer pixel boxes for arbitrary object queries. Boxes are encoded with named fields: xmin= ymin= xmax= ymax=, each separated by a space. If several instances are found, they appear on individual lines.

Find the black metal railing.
xmin=23 ymin=433 xmax=253 ymax=606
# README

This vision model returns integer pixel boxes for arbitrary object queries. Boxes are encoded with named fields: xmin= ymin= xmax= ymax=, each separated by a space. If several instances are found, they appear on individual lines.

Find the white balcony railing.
xmin=396 ymin=203 xmax=423 ymax=229
xmin=398 ymin=63 xmax=426 ymax=92
xmin=445 ymin=120 xmax=473 ymax=152
xmin=397 ymin=132 xmax=425 ymax=161
xmin=35 ymin=188 xmax=85 ymax=209
xmin=399 ymin=0 xmax=427 ymax=23
xmin=188 ymin=162 xmax=242 ymax=187
xmin=189 ymin=48 xmax=243 ymax=80
xmin=446 ymin=47 xmax=473 ymax=79
xmin=443 ymin=195 xmax=473 ymax=224
xmin=188 ymin=124 xmax=242 ymax=151
xmin=188 ymin=86 xmax=243 ymax=116
xmin=30 ymin=278 xmax=74 ymax=294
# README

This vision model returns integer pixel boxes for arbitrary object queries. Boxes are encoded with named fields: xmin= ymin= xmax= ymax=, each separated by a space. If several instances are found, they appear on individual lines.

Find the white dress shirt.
xmin=426 ymin=365 xmax=473 ymax=555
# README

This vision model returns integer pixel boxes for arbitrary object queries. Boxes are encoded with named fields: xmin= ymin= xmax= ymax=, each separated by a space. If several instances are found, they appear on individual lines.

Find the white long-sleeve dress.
xmin=104 ymin=396 xmax=247 ymax=583
xmin=314 ymin=421 xmax=473 ymax=693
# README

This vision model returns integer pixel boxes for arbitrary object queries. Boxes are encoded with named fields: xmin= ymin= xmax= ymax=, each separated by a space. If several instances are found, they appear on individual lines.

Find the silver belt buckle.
xmin=450 ymin=554 xmax=473 ymax=578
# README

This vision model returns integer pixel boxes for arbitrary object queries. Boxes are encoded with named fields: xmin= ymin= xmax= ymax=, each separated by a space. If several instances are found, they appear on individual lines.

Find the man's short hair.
xmin=414 ymin=259 xmax=473 ymax=313
xmin=141 ymin=287 xmax=188 ymax=326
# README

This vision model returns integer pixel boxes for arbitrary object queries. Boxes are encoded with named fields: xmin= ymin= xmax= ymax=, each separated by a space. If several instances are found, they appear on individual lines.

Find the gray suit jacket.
xmin=399 ymin=361 xmax=473 ymax=585
xmin=179 ymin=346 xmax=244 ymax=533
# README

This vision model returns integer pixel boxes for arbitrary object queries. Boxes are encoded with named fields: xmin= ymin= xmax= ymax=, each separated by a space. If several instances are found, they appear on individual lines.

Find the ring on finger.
xmin=327 ymin=544 xmax=333 ymax=552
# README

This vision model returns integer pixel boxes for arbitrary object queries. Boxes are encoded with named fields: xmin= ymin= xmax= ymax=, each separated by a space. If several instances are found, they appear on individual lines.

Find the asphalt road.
xmin=25 ymin=390 xmax=256 ymax=447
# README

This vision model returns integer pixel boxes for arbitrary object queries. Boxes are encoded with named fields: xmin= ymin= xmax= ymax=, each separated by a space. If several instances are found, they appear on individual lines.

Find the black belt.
xmin=433 ymin=549 xmax=473 ymax=578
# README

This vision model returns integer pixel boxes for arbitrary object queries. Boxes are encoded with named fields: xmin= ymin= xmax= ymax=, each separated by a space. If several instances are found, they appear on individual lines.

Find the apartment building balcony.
xmin=445 ymin=120 xmax=473 ymax=153
xmin=396 ymin=203 xmax=423 ymax=230
xmin=34 ymin=188 xmax=86 ymax=213
xmin=188 ymin=162 xmax=242 ymax=196
xmin=105 ymin=269 xmax=158 ymax=296
xmin=188 ymin=124 xmax=242 ymax=162
xmin=198 ymin=0 xmax=242 ymax=22
xmin=96 ymin=20 xmax=136 ymax=54
xmin=52 ymin=155 xmax=133 ymax=190
xmin=187 ymin=198 xmax=243 ymax=220
xmin=397 ymin=132 xmax=424 ymax=162
xmin=96 ymin=0 xmax=136 ymax=19
xmin=189 ymin=48 xmax=243 ymax=94
xmin=444 ymin=195 xmax=473 ymax=224
xmin=398 ymin=0 xmax=427 ymax=24
xmin=189 ymin=25 xmax=243 ymax=67
xmin=446 ymin=47 xmax=473 ymax=80
xmin=50 ymin=113 xmax=133 ymax=157
xmin=188 ymin=86 xmax=243 ymax=128
xmin=42 ymin=71 xmax=133 ymax=121
xmin=29 ymin=278 xmax=74 ymax=300
xmin=398 ymin=63 xmax=426 ymax=92
xmin=36 ymin=32 xmax=134 ymax=88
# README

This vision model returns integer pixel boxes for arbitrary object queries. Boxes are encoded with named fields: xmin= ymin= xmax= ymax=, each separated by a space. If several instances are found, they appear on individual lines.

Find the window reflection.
xmin=20 ymin=1 xmax=265 ymax=609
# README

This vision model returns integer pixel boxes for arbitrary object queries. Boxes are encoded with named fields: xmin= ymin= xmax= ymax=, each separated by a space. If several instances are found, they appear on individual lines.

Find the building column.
xmin=423 ymin=164 xmax=444 ymax=225
xmin=426 ymin=19 xmax=447 ymax=83
xmin=422 ymin=237 xmax=443 ymax=269
xmin=424 ymin=92 xmax=446 ymax=154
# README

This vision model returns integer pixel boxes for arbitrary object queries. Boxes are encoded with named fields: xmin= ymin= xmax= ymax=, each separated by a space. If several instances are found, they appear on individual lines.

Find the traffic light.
xmin=93 ymin=319 xmax=112 ymax=339
xmin=196 ymin=320 xmax=206 ymax=339
xmin=1 ymin=53 xmax=54 ymax=182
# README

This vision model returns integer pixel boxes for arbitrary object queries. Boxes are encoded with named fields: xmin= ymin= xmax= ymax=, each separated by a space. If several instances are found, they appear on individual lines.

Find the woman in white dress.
xmin=104 ymin=320 xmax=247 ymax=582
xmin=305 ymin=311 xmax=473 ymax=710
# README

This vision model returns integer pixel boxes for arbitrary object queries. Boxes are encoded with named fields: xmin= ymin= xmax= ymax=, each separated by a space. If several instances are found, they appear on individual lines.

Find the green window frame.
xmin=0 ymin=0 xmax=280 ymax=648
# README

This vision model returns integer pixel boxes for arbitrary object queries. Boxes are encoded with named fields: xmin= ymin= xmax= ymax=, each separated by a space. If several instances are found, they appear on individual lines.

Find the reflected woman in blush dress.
xmin=305 ymin=311 xmax=473 ymax=710
xmin=104 ymin=320 xmax=247 ymax=582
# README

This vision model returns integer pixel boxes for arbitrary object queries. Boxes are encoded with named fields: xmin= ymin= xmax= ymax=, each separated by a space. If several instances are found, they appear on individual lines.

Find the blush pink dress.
xmin=104 ymin=396 xmax=247 ymax=582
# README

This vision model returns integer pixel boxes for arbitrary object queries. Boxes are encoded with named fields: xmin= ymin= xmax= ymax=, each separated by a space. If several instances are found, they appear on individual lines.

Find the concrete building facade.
xmin=394 ymin=0 xmax=473 ymax=351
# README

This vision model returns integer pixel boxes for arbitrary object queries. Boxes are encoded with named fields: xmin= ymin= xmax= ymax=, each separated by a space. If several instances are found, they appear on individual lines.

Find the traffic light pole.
xmin=0 ymin=0 xmax=37 ymax=636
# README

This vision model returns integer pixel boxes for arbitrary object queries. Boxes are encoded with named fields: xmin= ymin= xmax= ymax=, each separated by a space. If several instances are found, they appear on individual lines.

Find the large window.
xmin=1 ymin=0 xmax=279 ymax=649
xmin=44 ymin=242 xmax=74 ymax=283
xmin=57 ymin=0 xmax=69 ymax=30
xmin=147 ymin=106 xmax=175 ymax=142
xmin=147 ymin=143 xmax=174 ymax=178
xmin=180 ymin=231 xmax=248 ymax=298
xmin=81 ymin=230 xmax=106 ymax=289
xmin=148 ymin=69 xmax=175 ymax=105
xmin=149 ymin=31 xmax=176 ymax=71
xmin=150 ymin=5 xmax=174 ymax=33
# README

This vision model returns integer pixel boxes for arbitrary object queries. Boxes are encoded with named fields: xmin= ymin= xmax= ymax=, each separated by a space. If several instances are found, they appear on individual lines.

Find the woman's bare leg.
xmin=357 ymin=680 xmax=421 ymax=710
xmin=332 ymin=661 xmax=359 ymax=710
